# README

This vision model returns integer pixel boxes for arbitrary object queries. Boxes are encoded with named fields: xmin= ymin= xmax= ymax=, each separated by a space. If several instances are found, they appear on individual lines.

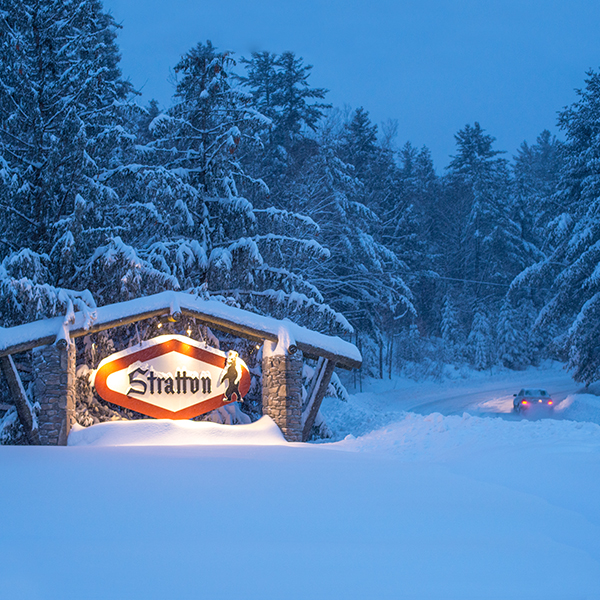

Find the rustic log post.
xmin=0 ymin=355 xmax=40 ymax=444
xmin=302 ymin=358 xmax=335 ymax=442
xmin=32 ymin=342 xmax=76 ymax=446
xmin=262 ymin=344 xmax=303 ymax=442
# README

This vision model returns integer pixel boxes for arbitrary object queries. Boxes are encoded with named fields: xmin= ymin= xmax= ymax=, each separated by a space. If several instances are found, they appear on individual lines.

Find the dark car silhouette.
xmin=513 ymin=388 xmax=554 ymax=413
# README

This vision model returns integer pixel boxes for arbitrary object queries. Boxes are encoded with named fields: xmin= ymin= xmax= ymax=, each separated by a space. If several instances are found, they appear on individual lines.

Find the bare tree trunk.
xmin=388 ymin=336 xmax=393 ymax=379
xmin=358 ymin=337 xmax=363 ymax=393
xmin=0 ymin=355 xmax=40 ymax=444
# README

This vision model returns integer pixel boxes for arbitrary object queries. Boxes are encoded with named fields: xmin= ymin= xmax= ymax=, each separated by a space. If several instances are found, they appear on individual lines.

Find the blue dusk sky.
xmin=103 ymin=0 xmax=600 ymax=169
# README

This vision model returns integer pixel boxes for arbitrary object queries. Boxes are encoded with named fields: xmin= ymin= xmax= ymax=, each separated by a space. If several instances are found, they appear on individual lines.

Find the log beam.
xmin=0 ymin=292 xmax=361 ymax=370
xmin=302 ymin=358 xmax=335 ymax=442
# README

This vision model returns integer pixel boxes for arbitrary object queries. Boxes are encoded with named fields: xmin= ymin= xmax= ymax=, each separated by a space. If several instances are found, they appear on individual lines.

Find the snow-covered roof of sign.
xmin=0 ymin=291 xmax=362 ymax=370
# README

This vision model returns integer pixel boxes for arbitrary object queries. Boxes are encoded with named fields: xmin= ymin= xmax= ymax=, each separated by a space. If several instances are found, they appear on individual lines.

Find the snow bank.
xmin=332 ymin=411 xmax=600 ymax=460
xmin=68 ymin=415 xmax=286 ymax=447
xmin=555 ymin=392 xmax=600 ymax=423
xmin=322 ymin=360 xmax=588 ymax=440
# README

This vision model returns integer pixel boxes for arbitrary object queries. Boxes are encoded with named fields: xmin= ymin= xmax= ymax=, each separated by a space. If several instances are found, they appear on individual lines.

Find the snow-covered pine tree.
xmin=237 ymin=49 xmax=332 ymax=198
xmin=496 ymin=130 xmax=565 ymax=367
xmin=0 ymin=0 xmax=136 ymax=325
xmin=238 ymin=51 xmax=279 ymax=124
xmin=384 ymin=142 xmax=441 ymax=336
xmin=330 ymin=108 xmax=420 ymax=373
xmin=441 ymin=123 xmax=543 ymax=366
xmin=496 ymin=298 xmax=531 ymax=369
xmin=238 ymin=54 xmax=406 ymax=345
xmin=241 ymin=56 xmax=414 ymax=375
xmin=468 ymin=307 xmax=493 ymax=371
xmin=146 ymin=41 xmax=346 ymax=331
xmin=0 ymin=0 xmax=152 ymax=439
xmin=513 ymin=130 xmax=563 ymax=253
xmin=389 ymin=143 xmax=436 ymax=267
xmin=339 ymin=107 xmax=379 ymax=181
xmin=279 ymin=134 xmax=413 ymax=338
xmin=445 ymin=123 xmax=538 ymax=291
xmin=523 ymin=70 xmax=600 ymax=383
xmin=441 ymin=292 xmax=465 ymax=360
xmin=283 ymin=113 xmax=413 ymax=374
xmin=271 ymin=51 xmax=330 ymax=146
xmin=151 ymin=41 xmax=266 ymax=199
xmin=239 ymin=50 xmax=329 ymax=146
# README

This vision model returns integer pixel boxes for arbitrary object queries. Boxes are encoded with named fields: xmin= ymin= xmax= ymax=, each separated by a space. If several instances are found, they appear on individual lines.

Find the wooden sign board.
xmin=93 ymin=335 xmax=251 ymax=419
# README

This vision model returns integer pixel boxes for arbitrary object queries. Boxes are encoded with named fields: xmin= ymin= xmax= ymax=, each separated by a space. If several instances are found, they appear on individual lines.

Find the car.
xmin=513 ymin=388 xmax=554 ymax=413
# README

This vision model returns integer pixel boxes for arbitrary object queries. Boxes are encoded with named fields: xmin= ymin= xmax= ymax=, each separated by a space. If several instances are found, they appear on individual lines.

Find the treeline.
xmin=1 ymin=0 xmax=600 ymax=385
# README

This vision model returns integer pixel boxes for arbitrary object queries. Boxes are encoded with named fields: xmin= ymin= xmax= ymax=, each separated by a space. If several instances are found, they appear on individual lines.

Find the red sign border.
xmin=94 ymin=338 xmax=251 ymax=420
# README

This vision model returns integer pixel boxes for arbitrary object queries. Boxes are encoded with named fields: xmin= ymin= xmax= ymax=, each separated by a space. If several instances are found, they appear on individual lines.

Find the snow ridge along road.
xmin=322 ymin=361 xmax=591 ymax=441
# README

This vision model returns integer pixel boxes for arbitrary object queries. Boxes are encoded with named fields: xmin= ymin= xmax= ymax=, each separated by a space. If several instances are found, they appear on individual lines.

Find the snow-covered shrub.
xmin=0 ymin=407 xmax=27 ymax=445
xmin=308 ymin=411 xmax=333 ymax=441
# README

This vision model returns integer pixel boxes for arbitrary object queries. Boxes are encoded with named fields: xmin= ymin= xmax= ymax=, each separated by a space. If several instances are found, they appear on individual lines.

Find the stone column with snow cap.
xmin=32 ymin=329 xmax=76 ymax=446
xmin=261 ymin=325 xmax=303 ymax=442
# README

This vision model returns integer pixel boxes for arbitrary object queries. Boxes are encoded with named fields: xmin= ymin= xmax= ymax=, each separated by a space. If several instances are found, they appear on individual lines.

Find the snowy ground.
xmin=1 ymin=361 xmax=600 ymax=599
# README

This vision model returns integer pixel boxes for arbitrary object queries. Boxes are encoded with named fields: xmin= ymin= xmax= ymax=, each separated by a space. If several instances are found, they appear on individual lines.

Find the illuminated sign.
xmin=92 ymin=335 xmax=251 ymax=419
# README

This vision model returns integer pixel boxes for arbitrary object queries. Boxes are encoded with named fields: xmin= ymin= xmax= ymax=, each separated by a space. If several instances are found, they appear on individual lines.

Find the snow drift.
xmin=68 ymin=415 xmax=287 ymax=447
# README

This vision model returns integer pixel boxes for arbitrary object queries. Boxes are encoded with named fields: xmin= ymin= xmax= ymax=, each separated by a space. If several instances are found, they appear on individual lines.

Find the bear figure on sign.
xmin=217 ymin=350 xmax=243 ymax=403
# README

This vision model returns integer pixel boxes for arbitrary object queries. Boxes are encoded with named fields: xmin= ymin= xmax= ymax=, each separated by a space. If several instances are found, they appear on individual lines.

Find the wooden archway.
xmin=0 ymin=291 xmax=361 ymax=444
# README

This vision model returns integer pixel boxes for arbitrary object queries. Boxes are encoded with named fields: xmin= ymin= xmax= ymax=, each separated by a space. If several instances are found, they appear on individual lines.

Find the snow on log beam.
xmin=0 ymin=291 xmax=362 ymax=370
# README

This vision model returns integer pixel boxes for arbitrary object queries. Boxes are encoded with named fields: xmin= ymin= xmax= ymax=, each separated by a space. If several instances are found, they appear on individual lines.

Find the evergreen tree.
xmin=237 ymin=50 xmax=331 ymax=201
xmin=152 ymin=41 xmax=266 ymax=198
xmin=441 ymin=293 xmax=464 ymax=359
xmin=385 ymin=142 xmax=441 ymax=335
xmin=0 ymin=0 xmax=135 ymax=324
xmin=238 ymin=51 xmax=279 ymax=123
xmin=147 ymin=41 xmax=344 ymax=330
xmin=513 ymin=130 xmax=563 ymax=252
xmin=441 ymin=122 xmax=542 ymax=366
xmin=320 ymin=110 xmax=415 ymax=372
xmin=445 ymin=122 xmax=533 ymax=289
xmin=238 ymin=60 xmax=411 ymax=356
xmin=496 ymin=298 xmax=529 ymax=369
xmin=527 ymin=70 xmax=600 ymax=383
xmin=272 ymin=51 xmax=330 ymax=145
xmin=340 ymin=107 xmax=379 ymax=181
xmin=467 ymin=307 xmax=493 ymax=370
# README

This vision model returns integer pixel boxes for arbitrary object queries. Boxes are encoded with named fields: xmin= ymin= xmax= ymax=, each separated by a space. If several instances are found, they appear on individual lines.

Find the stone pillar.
xmin=32 ymin=343 xmax=76 ymax=446
xmin=262 ymin=353 xmax=303 ymax=442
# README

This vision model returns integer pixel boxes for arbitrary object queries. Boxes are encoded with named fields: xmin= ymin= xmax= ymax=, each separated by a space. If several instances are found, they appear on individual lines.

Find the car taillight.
xmin=522 ymin=400 xmax=528 ymax=405
xmin=548 ymin=400 xmax=553 ymax=405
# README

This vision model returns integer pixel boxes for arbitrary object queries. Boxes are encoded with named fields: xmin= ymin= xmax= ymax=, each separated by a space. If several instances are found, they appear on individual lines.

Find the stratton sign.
xmin=0 ymin=291 xmax=361 ymax=445
xmin=92 ymin=335 xmax=251 ymax=419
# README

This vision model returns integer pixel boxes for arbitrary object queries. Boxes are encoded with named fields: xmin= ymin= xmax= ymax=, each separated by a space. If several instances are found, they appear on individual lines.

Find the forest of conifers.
xmin=2 ymin=0 xmax=600 ymax=390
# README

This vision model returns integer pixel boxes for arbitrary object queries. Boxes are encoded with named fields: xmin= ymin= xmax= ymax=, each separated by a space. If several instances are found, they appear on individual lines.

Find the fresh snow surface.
xmin=68 ymin=416 xmax=286 ymax=447
xmin=1 ymin=361 xmax=599 ymax=599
